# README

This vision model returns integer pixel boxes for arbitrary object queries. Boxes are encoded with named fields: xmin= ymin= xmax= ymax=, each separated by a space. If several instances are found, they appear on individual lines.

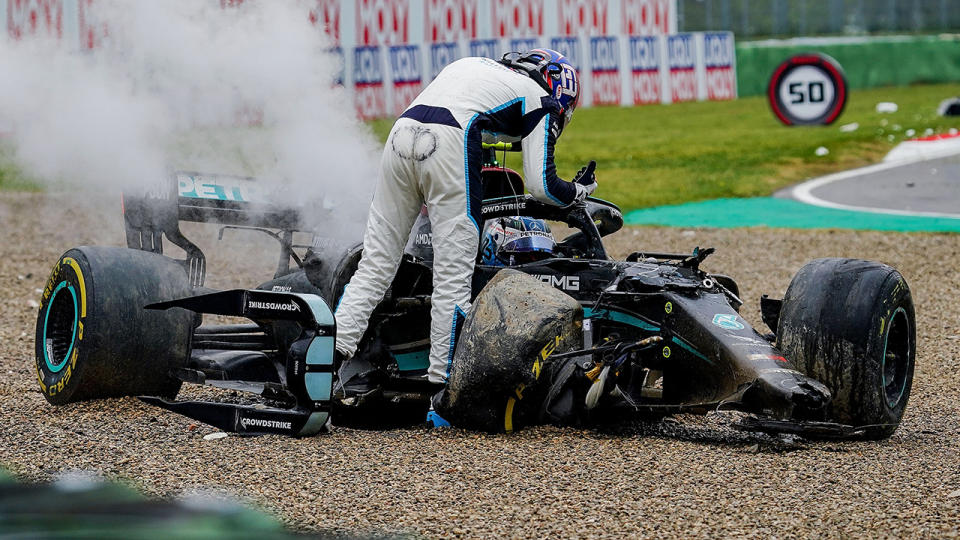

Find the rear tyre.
xmin=777 ymin=258 xmax=915 ymax=439
xmin=35 ymin=247 xmax=194 ymax=405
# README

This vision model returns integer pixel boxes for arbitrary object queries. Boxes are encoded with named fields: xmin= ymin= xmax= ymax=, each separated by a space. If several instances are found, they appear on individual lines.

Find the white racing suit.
xmin=335 ymin=57 xmax=586 ymax=383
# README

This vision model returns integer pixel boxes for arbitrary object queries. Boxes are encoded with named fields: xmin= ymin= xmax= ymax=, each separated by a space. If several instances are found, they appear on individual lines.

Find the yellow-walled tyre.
xmin=34 ymin=247 xmax=194 ymax=405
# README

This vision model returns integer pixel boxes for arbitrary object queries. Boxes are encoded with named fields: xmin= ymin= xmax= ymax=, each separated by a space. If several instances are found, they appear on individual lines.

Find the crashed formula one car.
xmin=33 ymin=145 xmax=916 ymax=439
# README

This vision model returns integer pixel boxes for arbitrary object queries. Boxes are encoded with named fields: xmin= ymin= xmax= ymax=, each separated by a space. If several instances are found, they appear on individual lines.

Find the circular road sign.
xmin=768 ymin=53 xmax=848 ymax=126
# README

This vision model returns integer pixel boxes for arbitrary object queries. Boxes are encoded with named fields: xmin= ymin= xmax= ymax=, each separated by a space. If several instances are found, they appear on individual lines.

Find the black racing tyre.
xmin=34 ymin=246 xmax=194 ymax=405
xmin=434 ymin=270 xmax=583 ymax=432
xmin=777 ymin=258 xmax=915 ymax=439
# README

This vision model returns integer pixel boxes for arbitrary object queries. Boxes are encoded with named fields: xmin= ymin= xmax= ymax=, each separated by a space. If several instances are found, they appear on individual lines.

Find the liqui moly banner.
xmin=389 ymin=44 xmax=424 ymax=116
xmin=621 ymin=0 xmax=672 ymax=36
xmin=589 ymin=36 xmax=620 ymax=105
xmin=558 ymin=0 xmax=608 ymax=35
xmin=5 ymin=0 xmax=65 ymax=40
xmin=468 ymin=38 xmax=500 ymax=58
xmin=353 ymin=46 xmax=387 ymax=119
xmin=429 ymin=42 xmax=462 ymax=78
xmin=549 ymin=36 xmax=583 ymax=70
xmin=509 ymin=36 xmax=541 ymax=51
xmin=309 ymin=0 xmax=341 ymax=44
xmin=347 ymin=0 xmax=679 ymax=50
xmin=492 ymin=0 xmax=544 ymax=37
xmin=703 ymin=31 xmax=736 ymax=100
xmin=629 ymin=36 xmax=661 ymax=105
xmin=426 ymin=0 xmax=478 ymax=42
xmin=356 ymin=0 xmax=410 ymax=45
xmin=667 ymin=33 xmax=696 ymax=102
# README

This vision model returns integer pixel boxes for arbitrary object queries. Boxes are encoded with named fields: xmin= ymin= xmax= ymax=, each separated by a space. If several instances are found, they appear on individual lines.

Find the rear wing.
xmin=123 ymin=172 xmax=307 ymax=287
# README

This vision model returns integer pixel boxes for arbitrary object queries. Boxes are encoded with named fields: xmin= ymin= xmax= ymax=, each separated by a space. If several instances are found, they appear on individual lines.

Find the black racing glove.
xmin=571 ymin=160 xmax=597 ymax=202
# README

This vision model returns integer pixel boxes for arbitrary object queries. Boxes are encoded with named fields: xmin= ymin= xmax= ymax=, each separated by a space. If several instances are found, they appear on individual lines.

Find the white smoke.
xmin=0 ymin=0 xmax=378 ymax=240
xmin=0 ymin=38 xmax=171 ymax=191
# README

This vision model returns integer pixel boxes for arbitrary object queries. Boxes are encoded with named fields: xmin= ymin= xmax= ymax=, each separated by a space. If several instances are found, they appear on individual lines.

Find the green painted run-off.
xmin=624 ymin=198 xmax=960 ymax=232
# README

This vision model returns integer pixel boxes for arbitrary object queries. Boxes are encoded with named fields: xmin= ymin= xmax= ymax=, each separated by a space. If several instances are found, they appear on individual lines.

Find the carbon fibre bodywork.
xmin=471 ymin=195 xmax=831 ymax=422
xmin=113 ymin=168 xmax=847 ymax=434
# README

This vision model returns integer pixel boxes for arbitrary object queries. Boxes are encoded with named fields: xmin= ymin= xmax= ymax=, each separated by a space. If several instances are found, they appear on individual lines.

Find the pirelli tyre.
xmin=433 ymin=270 xmax=583 ymax=432
xmin=35 ymin=247 xmax=194 ymax=405
xmin=777 ymin=258 xmax=916 ymax=439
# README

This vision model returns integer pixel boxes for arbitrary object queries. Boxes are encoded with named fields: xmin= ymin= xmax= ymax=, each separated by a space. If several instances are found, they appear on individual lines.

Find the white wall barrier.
xmin=3 ymin=0 xmax=735 ymax=120
xmin=3 ymin=0 xmax=679 ymax=50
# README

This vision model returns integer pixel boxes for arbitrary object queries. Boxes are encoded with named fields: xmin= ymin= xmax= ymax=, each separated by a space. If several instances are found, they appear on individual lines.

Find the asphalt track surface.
xmin=785 ymin=153 xmax=960 ymax=219
xmin=625 ymin=151 xmax=960 ymax=231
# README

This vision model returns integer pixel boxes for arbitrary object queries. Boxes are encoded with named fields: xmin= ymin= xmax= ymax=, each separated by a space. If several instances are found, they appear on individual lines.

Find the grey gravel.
xmin=2 ymin=192 xmax=959 ymax=538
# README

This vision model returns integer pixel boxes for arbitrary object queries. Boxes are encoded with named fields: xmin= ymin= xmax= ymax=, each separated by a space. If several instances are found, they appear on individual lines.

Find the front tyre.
xmin=35 ymin=247 xmax=194 ymax=405
xmin=777 ymin=258 xmax=916 ymax=439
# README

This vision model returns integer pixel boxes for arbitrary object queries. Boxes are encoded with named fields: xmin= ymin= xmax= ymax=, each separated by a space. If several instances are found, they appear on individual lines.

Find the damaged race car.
xmin=33 ymin=144 xmax=916 ymax=439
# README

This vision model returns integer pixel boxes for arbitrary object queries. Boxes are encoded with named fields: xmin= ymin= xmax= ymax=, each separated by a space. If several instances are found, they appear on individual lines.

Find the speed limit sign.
xmin=768 ymin=53 xmax=848 ymax=125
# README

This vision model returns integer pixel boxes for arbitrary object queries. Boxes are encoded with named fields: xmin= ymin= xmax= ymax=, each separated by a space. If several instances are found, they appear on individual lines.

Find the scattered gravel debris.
xmin=2 ymin=192 xmax=959 ymax=538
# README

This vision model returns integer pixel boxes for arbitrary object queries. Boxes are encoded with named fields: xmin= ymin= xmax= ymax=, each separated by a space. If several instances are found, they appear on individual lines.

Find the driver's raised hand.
xmin=572 ymin=160 xmax=597 ymax=203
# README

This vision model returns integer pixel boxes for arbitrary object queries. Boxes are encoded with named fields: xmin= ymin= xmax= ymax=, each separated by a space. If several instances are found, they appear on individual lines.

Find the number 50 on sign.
xmin=768 ymin=53 xmax=848 ymax=126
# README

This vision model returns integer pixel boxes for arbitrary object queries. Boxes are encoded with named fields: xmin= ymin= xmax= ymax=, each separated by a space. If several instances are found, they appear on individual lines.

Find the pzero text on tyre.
xmin=35 ymin=246 xmax=194 ymax=405
xmin=777 ymin=258 xmax=915 ymax=439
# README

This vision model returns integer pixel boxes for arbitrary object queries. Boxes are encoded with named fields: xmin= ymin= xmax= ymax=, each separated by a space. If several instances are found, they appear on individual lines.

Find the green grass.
xmin=0 ymin=146 xmax=40 ymax=191
xmin=5 ymin=82 xmax=960 ymax=209
xmin=371 ymin=82 xmax=960 ymax=211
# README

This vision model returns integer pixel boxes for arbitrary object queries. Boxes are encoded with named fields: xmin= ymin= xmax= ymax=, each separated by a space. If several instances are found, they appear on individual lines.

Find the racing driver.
xmin=334 ymin=49 xmax=598 ymax=388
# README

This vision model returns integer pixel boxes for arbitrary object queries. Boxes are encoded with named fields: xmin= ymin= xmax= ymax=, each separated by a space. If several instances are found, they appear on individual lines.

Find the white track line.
xmin=790 ymin=154 xmax=960 ymax=220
